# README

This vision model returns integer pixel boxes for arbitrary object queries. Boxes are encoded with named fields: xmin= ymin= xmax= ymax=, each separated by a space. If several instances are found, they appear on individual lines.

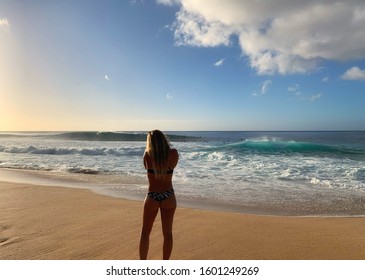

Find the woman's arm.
xmin=143 ymin=152 xmax=149 ymax=169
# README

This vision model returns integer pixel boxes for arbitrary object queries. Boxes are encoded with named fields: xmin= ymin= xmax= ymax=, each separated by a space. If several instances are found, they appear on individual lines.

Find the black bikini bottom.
xmin=147 ymin=189 xmax=174 ymax=202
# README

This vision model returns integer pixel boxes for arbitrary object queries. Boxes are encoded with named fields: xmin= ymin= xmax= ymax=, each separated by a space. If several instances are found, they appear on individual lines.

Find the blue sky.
xmin=1 ymin=0 xmax=364 ymax=131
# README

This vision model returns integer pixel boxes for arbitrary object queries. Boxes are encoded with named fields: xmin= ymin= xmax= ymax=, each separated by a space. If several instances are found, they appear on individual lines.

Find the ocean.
xmin=1 ymin=131 xmax=364 ymax=216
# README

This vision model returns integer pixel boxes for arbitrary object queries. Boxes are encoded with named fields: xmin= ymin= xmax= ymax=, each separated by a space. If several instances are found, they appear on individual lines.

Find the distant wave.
xmin=214 ymin=139 xmax=365 ymax=159
xmin=51 ymin=132 xmax=146 ymax=141
xmin=0 ymin=145 xmax=144 ymax=157
xmin=51 ymin=132 xmax=200 ymax=142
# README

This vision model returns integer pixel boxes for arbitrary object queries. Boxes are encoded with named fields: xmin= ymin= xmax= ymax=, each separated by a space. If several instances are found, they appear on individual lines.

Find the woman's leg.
xmin=160 ymin=195 xmax=176 ymax=260
xmin=139 ymin=197 xmax=159 ymax=260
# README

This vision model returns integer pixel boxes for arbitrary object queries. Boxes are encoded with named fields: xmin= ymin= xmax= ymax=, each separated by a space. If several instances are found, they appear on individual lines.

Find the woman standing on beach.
xmin=139 ymin=130 xmax=179 ymax=260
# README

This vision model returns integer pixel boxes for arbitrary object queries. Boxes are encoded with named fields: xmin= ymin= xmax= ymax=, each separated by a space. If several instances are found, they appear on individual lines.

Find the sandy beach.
xmin=0 ymin=180 xmax=364 ymax=260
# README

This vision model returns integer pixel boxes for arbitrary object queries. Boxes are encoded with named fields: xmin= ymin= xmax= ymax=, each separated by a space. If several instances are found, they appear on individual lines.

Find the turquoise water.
xmin=1 ymin=131 xmax=364 ymax=215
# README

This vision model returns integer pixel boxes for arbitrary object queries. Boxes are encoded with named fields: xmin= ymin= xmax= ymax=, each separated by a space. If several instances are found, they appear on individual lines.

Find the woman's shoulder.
xmin=143 ymin=151 xmax=149 ymax=159
xmin=170 ymin=148 xmax=178 ymax=156
xmin=143 ymin=151 xmax=152 ymax=166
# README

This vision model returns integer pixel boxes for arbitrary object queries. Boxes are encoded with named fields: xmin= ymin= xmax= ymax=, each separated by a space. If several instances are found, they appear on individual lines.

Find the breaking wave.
xmin=213 ymin=138 xmax=365 ymax=159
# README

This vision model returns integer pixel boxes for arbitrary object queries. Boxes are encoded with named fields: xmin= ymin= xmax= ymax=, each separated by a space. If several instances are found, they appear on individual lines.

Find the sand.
xmin=0 ymin=181 xmax=364 ymax=260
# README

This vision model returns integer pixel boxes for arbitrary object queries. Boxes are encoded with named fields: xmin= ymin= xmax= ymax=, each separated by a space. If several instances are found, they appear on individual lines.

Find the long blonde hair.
xmin=146 ymin=130 xmax=171 ymax=170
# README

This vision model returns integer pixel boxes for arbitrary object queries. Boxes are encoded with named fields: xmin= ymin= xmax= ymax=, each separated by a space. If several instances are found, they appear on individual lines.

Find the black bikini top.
xmin=147 ymin=168 xmax=174 ymax=175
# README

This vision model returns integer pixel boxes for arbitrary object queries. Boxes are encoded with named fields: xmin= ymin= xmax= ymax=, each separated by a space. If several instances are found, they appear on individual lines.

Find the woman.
xmin=139 ymin=130 xmax=179 ymax=260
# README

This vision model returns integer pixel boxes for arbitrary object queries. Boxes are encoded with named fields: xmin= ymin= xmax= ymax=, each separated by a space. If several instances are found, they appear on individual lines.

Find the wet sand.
xmin=1 ymin=181 xmax=364 ymax=260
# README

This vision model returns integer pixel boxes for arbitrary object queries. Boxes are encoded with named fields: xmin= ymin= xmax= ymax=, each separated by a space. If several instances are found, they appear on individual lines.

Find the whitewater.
xmin=0 ymin=131 xmax=364 ymax=216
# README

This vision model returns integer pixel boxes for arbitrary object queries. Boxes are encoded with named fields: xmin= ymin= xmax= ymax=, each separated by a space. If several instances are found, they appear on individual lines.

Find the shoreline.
xmin=1 ymin=168 xmax=365 ymax=217
xmin=1 ymin=180 xmax=365 ymax=260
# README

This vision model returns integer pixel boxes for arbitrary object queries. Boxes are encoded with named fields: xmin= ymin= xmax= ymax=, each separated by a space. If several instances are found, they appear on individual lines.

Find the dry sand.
xmin=1 ymin=181 xmax=364 ymax=260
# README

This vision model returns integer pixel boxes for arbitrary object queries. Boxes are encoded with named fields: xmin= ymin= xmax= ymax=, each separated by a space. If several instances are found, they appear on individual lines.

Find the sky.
xmin=0 ymin=0 xmax=365 ymax=131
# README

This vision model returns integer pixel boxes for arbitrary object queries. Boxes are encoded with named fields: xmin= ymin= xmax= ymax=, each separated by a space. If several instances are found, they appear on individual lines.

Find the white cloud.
xmin=156 ymin=0 xmax=179 ymax=6
xmin=160 ymin=0 xmax=365 ymax=75
xmin=130 ymin=0 xmax=144 ymax=5
xmin=0 ymin=18 xmax=10 ymax=29
xmin=104 ymin=74 xmax=110 ymax=81
xmin=288 ymin=84 xmax=321 ymax=101
xmin=288 ymin=84 xmax=301 ymax=96
xmin=308 ymin=93 xmax=322 ymax=102
xmin=214 ymin=58 xmax=225 ymax=67
xmin=166 ymin=92 xmax=173 ymax=100
xmin=261 ymin=80 xmax=272 ymax=94
xmin=288 ymin=84 xmax=300 ymax=92
xmin=252 ymin=80 xmax=272 ymax=96
xmin=342 ymin=66 xmax=365 ymax=81
xmin=322 ymin=77 xmax=329 ymax=82
xmin=173 ymin=9 xmax=233 ymax=47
